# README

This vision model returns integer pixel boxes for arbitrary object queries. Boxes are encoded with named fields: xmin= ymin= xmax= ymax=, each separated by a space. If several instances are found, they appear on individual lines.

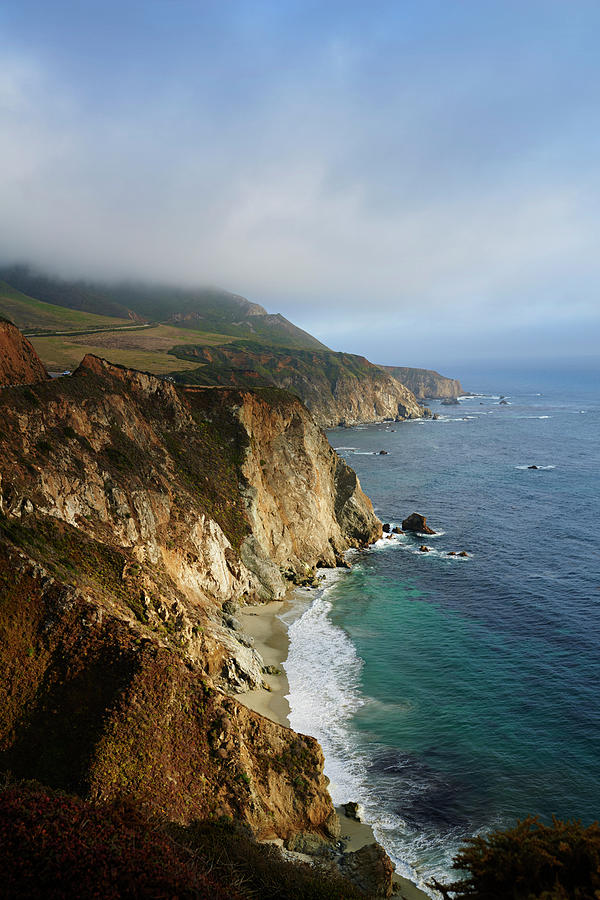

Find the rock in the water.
xmin=402 ymin=512 xmax=436 ymax=535
xmin=441 ymin=398 xmax=459 ymax=405
xmin=392 ymin=526 xmax=403 ymax=534
xmin=342 ymin=801 xmax=362 ymax=822
xmin=432 ymin=413 xmax=440 ymax=420
xmin=528 ymin=464 xmax=539 ymax=469
xmin=419 ymin=545 xmax=431 ymax=552
xmin=382 ymin=523 xmax=391 ymax=533
xmin=339 ymin=842 xmax=395 ymax=897
xmin=499 ymin=399 xmax=509 ymax=405
xmin=458 ymin=550 xmax=469 ymax=557
xmin=378 ymin=450 xmax=388 ymax=455
xmin=447 ymin=551 xmax=456 ymax=556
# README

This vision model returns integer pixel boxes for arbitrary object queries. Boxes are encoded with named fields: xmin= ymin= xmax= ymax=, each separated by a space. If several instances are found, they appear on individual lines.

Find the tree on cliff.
xmin=429 ymin=816 xmax=600 ymax=899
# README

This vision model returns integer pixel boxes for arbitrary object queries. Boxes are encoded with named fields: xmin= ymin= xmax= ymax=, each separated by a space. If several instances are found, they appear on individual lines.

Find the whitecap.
xmin=515 ymin=464 xmax=556 ymax=470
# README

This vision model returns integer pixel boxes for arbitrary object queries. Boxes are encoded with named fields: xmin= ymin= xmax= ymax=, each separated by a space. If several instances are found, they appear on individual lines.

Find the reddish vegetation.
xmin=0 ymin=784 xmax=237 ymax=899
xmin=0 ymin=319 xmax=49 ymax=386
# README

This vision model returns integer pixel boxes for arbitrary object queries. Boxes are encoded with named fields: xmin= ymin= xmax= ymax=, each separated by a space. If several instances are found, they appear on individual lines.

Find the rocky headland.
xmin=383 ymin=365 xmax=463 ymax=400
xmin=169 ymin=342 xmax=430 ymax=427
xmin=0 ymin=326 xmax=416 ymax=895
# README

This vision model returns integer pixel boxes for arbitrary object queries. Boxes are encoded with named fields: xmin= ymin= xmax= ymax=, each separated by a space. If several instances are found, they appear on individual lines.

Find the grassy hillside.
xmin=0 ymin=281 xmax=130 ymax=333
xmin=0 ymin=267 xmax=327 ymax=351
xmin=30 ymin=324 xmax=235 ymax=374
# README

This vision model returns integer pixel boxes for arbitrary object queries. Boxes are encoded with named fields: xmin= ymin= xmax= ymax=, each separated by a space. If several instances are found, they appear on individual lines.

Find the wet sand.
xmin=234 ymin=597 xmax=430 ymax=900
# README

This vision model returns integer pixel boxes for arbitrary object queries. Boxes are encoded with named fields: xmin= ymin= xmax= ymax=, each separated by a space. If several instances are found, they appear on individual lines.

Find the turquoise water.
xmin=284 ymin=375 xmax=600 ymax=892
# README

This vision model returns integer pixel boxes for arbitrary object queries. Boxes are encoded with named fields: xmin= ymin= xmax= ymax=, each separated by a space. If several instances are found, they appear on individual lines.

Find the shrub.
xmin=0 ymin=783 xmax=235 ymax=899
xmin=174 ymin=819 xmax=365 ymax=900
xmin=429 ymin=816 xmax=600 ymax=900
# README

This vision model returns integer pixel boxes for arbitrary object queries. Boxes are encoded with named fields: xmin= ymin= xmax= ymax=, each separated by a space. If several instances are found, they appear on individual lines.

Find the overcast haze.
xmin=1 ymin=0 xmax=599 ymax=370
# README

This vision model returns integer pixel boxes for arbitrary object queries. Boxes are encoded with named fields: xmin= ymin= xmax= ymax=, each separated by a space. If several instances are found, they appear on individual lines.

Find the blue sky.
xmin=1 ymin=1 xmax=599 ymax=370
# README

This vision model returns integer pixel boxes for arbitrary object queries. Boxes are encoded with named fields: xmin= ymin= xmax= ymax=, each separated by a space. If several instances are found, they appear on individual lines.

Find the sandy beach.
xmin=234 ymin=597 xmax=430 ymax=900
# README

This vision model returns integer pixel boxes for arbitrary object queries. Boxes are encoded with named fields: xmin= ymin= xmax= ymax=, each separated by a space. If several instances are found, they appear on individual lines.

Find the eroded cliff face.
xmin=169 ymin=343 xmax=428 ymax=426
xmin=0 ymin=318 xmax=49 ymax=386
xmin=0 ymin=350 xmax=380 ymax=841
xmin=384 ymin=365 xmax=463 ymax=400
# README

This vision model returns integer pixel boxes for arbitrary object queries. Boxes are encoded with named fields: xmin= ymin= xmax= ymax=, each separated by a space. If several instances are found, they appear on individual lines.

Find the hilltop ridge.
xmin=0 ymin=266 xmax=327 ymax=351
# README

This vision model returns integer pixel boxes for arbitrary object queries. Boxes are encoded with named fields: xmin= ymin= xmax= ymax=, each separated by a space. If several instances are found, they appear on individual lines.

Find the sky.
xmin=1 ymin=0 xmax=599 ymax=370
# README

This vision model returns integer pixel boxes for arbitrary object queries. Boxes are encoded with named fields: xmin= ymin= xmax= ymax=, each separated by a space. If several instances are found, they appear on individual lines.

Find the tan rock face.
xmin=0 ymin=348 xmax=381 ymax=842
xmin=384 ymin=365 xmax=463 ymax=400
xmin=170 ymin=344 xmax=428 ymax=426
xmin=0 ymin=319 xmax=49 ymax=387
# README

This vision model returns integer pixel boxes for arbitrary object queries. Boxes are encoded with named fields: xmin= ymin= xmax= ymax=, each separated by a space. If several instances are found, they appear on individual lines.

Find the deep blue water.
xmin=284 ymin=375 xmax=600 ymax=892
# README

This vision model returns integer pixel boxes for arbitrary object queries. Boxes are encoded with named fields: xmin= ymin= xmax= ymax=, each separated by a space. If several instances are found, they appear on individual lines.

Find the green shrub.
xmin=430 ymin=816 xmax=600 ymax=900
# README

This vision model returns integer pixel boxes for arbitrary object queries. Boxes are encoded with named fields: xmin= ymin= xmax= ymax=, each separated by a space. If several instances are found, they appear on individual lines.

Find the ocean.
xmin=283 ymin=370 xmax=600 ymax=894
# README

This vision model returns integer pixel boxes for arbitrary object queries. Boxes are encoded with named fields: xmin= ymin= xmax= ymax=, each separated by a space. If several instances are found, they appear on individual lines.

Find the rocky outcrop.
xmin=169 ymin=342 xmax=428 ymax=427
xmin=339 ymin=843 xmax=395 ymax=897
xmin=0 ymin=348 xmax=381 ymax=843
xmin=0 ymin=318 xmax=49 ymax=387
xmin=384 ymin=365 xmax=463 ymax=400
xmin=402 ymin=512 xmax=436 ymax=535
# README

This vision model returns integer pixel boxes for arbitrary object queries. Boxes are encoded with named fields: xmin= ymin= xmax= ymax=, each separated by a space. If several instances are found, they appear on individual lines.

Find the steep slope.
xmin=0 ymin=266 xmax=327 ymax=350
xmin=0 ymin=281 xmax=130 ymax=333
xmin=384 ymin=365 xmax=463 ymax=400
xmin=169 ymin=341 xmax=428 ymax=426
xmin=0 ymin=342 xmax=380 ymax=842
xmin=0 ymin=318 xmax=49 ymax=386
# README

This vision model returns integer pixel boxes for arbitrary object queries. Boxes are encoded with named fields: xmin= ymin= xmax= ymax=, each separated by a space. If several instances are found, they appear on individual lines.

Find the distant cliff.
xmin=169 ymin=341 xmax=429 ymax=426
xmin=0 ymin=345 xmax=380 ymax=844
xmin=383 ymin=365 xmax=463 ymax=400
xmin=0 ymin=318 xmax=49 ymax=387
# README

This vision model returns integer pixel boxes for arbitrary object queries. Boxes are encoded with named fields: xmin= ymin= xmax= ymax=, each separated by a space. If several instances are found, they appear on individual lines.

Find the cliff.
xmin=0 ymin=348 xmax=380 ymax=844
xmin=383 ymin=365 xmax=463 ymax=400
xmin=0 ymin=317 xmax=49 ymax=386
xmin=169 ymin=341 xmax=428 ymax=426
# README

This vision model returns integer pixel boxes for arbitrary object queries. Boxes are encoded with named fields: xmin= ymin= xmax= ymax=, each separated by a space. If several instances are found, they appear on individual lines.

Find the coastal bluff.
xmin=0 ymin=317 xmax=49 ymax=387
xmin=0 ymin=343 xmax=382 ymax=858
xmin=384 ymin=365 xmax=463 ymax=400
xmin=169 ymin=341 xmax=429 ymax=427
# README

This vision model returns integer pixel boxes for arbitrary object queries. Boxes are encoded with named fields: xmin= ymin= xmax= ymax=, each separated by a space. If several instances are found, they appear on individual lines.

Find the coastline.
xmin=234 ymin=594 xmax=430 ymax=900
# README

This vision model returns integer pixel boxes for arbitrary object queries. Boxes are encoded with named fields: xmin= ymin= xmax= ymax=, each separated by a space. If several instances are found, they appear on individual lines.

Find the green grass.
xmin=29 ymin=336 xmax=204 ymax=374
xmin=29 ymin=324 xmax=237 ymax=374
xmin=0 ymin=281 xmax=131 ymax=332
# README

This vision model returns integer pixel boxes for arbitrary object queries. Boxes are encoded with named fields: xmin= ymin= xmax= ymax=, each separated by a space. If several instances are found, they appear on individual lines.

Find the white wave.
xmin=517 ymin=415 xmax=551 ymax=419
xmin=333 ymin=446 xmax=358 ymax=451
xmin=515 ymin=464 xmax=556 ymax=470
xmin=285 ymin=591 xmax=456 ymax=894
xmin=397 ymin=544 xmax=471 ymax=560
xmin=460 ymin=393 xmax=500 ymax=400
xmin=285 ymin=593 xmax=431 ymax=891
xmin=351 ymin=450 xmax=387 ymax=455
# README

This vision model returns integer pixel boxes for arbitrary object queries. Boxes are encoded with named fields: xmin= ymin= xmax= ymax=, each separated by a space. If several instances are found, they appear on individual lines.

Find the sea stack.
xmin=402 ymin=512 xmax=436 ymax=535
